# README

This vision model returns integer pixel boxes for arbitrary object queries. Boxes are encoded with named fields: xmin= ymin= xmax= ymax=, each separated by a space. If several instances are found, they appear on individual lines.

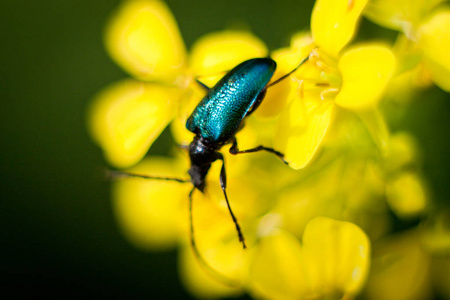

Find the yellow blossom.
xmin=418 ymin=9 xmax=450 ymax=91
xmin=365 ymin=0 xmax=450 ymax=91
xmin=249 ymin=217 xmax=371 ymax=299
xmin=87 ymin=0 xmax=445 ymax=299
xmin=364 ymin=0 xmax=446 ymax=35
xmin=88 ymin=1 xmax=273 ymax=296
xmin=104 ymin=0 xmax=186 ymax=81
xmin=88 ymin=0 xmax=268 ymax=168
xmin=88 ymin=80 xmax=179 ymax=167
xmin=274 ymin=0 xmax=396 ymax=169
xmin=113 ymin=148 xmax=270 ymax=298
xmin=112 ymin=156 xmax=190 ymax=250
xmin=335 ymin=45 xmax=396 ymax=110
xmin=311 ymin=0 xmax=369 ymax=57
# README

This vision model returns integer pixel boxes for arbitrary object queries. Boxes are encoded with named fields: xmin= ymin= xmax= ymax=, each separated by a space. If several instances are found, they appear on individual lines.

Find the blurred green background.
xmin=1 ymin=0 xmax=448 ymax=298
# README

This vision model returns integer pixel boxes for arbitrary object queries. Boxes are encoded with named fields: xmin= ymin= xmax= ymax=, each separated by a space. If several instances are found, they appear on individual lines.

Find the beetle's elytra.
xmin=187 ymin=58 xmax=276 ymax=145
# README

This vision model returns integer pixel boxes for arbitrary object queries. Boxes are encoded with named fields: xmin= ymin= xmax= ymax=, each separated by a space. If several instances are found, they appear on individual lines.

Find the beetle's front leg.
xmin=216 ymin=152 xmax=246 ymax=249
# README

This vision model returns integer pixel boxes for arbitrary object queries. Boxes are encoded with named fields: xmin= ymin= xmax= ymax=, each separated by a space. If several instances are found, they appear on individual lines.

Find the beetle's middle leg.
xmin=229 ymin=138 xmax=288 ymax=164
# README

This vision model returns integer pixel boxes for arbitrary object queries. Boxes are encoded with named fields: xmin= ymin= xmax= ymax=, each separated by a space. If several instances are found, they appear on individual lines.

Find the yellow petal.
xmin=105 ymin=0 xmax=186 ymax=81
xmin=302 ymin=217 xmax=371 ymax=296
xmin=177 ymin=189 xmax=249 ymax=298
xmin=170 ymin=83 xmax=204 ymax=146
xmin=335 ymin=45 xmax=396 ymax=110
xmin=311 ymin=0 xmax=369 ymax=57
xmin=419 ymin=9 xmax=450 ymax=92
xmin=248 ymin=231 xmax=306 ymax=300
xmin=386 ymin=172 xmax=428 ymax=219
xmin=112 ymin=157 xmax=190 ymax=250
xmin=275 ymin=89 xmax=334 ymax=170
xmin=255 ymin=33 xmax=314 ymax=119
xmin=178 ymin=242 xmax=245 ymax=299
xmin=364 ymin=0 xmax=445 ymax=34
xmin=88 ymin=80 xmax=177 ymax=168
xmin=189 ymin=30 xmax=268 ymax=86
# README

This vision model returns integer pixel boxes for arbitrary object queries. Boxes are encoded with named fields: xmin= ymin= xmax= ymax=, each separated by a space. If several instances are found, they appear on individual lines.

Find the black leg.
xmin=229 ymin=139 xmax=288 ymax=164
xmin=188 ymin=187 xmax=239 ymax=287
xmin=216 ymin=153 xmax=247 ymax=249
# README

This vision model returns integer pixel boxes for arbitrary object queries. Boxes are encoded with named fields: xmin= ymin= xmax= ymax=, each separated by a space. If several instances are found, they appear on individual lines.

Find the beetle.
xmin=109 ymin=55 xmax=309 ymax=281
xmin=185 ymin=57 xmax=294 ymax=248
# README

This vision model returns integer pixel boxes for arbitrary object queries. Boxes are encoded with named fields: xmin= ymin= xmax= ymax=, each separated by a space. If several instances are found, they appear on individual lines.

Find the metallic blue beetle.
xmin=185 ymin=58 xmax=286 ymax=248
xmin=110 ymin=55 xmax=308 ymax=264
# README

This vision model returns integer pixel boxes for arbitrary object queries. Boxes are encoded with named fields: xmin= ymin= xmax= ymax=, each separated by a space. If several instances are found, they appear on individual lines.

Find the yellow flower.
xmin=89 ymin=1 xmax=280 ymax=297
xmin=271 ymin=131 xmax=429 ymax=243
xmin=105 ymin=0 xmax=187 ymax=81
xmin=87 ymin=0 xmax=442 ymax=299
xmin=113 ymin=147 xmax=275 ymax=298
xmin=88 ymin=80 xmax=180 ymax=168
xmin=273 ymin=0 xmax=396 ymax=170
xmin=311 ymin=0 xmax=369 ymax=57
xmin=88 ymin=0 xmax=268 ymax=168
xmin=112 ymin=156 xmax=190 ymax=250
xmin=88 ymin=0 xmax=185 ymax=168
xmin=364 ymin=0 xmax=446 ymax=35
xmin=249 ymin=217 xmax=371 ymax=299
xmin=365 ymin=0 xmax=450 ymax=91
xmin=418 ymin=9 xmax=450 ymax=91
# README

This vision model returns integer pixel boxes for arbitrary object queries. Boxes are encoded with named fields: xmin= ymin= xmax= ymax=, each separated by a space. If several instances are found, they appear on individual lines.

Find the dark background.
xmin=1 ymin=0 xmax=448 ymax=298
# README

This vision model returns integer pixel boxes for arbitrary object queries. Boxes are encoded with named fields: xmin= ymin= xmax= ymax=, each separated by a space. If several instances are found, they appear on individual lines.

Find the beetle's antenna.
xmin=265 ymin=54 xmax=310 ymax=89
xmin=106 ymin=170 xmax=190 ymax=183
xmin=188 ymin=188 xmax=240 ymax=287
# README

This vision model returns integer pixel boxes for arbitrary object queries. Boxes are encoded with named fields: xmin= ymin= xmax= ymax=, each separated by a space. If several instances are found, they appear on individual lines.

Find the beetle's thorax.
xmin=188 ymin=136 xmax=219 ymax=192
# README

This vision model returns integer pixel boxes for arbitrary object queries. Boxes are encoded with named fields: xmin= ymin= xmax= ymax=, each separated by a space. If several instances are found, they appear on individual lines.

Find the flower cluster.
xmin=88 ymin=0 xmax=450 ymax=298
